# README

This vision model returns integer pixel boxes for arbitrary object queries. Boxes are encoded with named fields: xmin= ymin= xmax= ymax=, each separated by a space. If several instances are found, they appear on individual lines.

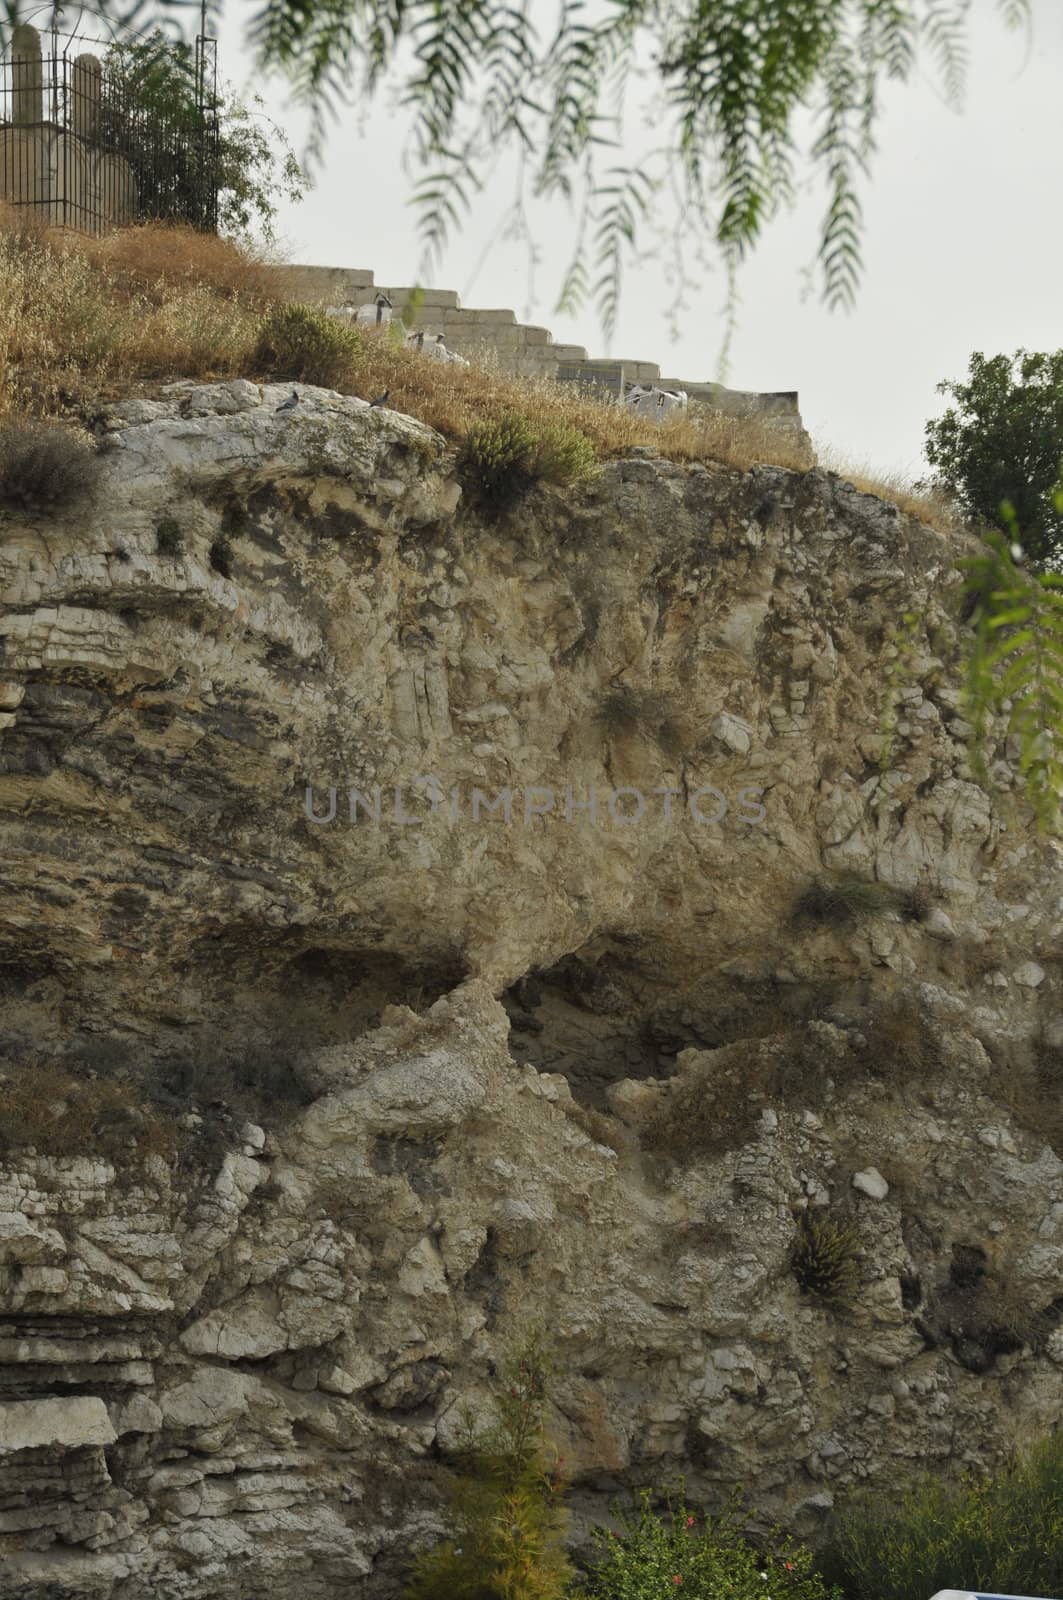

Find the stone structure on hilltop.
xmin=0 ymin=381 xmax=1061 ymax=1597
xmin=0 ymin=21 xmax=220 ymax=235
xmin=273 ymin=263 xmax=812 ymax=462
xmin=0 ymin=23 xmax=136 ymax=233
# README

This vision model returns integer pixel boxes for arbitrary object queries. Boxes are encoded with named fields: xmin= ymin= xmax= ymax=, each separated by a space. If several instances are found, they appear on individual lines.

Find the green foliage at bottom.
xmin=825 ymin=1431 xmax=1063 ymax=1600
xmin=404 ymin=1328 xmax=574 ymax=1600
xmin=574 ymin=1483 xmax=840 ymax=1600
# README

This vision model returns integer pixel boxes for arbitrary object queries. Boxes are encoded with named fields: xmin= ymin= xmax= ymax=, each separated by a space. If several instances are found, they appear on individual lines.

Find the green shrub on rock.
xmin=253 ymin=302 xmax=364 ymax=390
xmin=575 ymin=1482 xmax=841 ymax=1600
xmin=459 ymin=410 xmax=598 ymax=514
xmin=826 ymin=1431 xmax=1063 ymax=1600
xmin=530 ymin=417 xmax=599 ymax=489
xmin=0 ymin=419 xmax=101 ymax=511
xmin=155 ymin=515 xmax=184 ymax=557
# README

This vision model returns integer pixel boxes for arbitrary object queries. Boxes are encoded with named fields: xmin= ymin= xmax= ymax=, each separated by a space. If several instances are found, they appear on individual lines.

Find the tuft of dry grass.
xmin=563 ymin=1099 xmax=629 ymax=1154
xmin=0 ymin=213 xmax=270 ymax=420
xmin=83 ymin=221 xmax=287 ymax=307
xmin=867 ymin=993 xmax=938 ymax=1065
xmin=815 ymin=441 xmax=963 ymax=536
xmin=791 ymin=874 xmax=931 ymax=928
xmin=0 ymin=1059 xmax=176 ymax=1166
xmin=643 ymin=994 xmax=938 ymax=1164
xmin=992 ymin=1035 xmax=1063 ymax=1160
xmin=0 ymin=417 xmax=101 ymax=510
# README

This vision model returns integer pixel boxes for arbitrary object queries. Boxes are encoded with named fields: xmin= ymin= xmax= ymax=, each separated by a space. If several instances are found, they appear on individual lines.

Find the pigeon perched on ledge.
xmin=368 ymin=389 xmax=390 ymax=409
xmin=274 ymin=390 xmax=300 ymax=414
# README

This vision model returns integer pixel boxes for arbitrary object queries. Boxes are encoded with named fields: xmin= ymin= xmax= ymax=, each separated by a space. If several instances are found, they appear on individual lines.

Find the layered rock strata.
xmin=0 ymin=380 xmax=1060 ymax=1597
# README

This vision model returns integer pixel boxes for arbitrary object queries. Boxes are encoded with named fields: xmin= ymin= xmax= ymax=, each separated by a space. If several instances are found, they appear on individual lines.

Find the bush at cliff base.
xmin=824 ymin=1431 xmax=1063 ymax=1600
xmin=573 ymin=1484 xmax=841 ymax=1600
xmin=403 ymin=1332 xmax=574 ymax=1600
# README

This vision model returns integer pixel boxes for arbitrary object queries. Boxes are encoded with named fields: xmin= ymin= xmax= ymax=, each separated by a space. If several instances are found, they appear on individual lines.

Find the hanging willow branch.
xmin=1 ymin=0 xmax=1031 ymax=337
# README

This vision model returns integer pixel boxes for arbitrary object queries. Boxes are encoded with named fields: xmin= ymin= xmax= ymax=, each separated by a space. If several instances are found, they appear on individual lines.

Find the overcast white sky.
xmin=214 ymin=0 xmax=1063 ymax=479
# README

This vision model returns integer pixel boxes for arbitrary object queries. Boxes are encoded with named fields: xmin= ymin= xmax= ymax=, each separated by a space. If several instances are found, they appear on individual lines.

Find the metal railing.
xmin=0 ymin=20 xmax=220 ymax=235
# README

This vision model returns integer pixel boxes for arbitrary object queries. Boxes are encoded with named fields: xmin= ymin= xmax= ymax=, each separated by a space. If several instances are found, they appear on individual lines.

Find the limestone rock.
xmin=0 ymin=382 xmax=1061 ymax=1598
xmin=0 ymin=1397 xmax=115 ymax=1454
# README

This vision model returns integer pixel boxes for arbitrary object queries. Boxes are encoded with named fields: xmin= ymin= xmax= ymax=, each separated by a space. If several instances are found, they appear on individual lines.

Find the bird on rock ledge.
xmin=368 ymin=389 xmax=389 ymax=409
xmin=274 ymin=389 xmax=299 ymax=414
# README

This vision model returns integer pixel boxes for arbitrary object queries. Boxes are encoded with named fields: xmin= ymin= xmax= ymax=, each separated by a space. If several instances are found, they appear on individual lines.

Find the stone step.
xmin=456 ymin=307 xmax=517 ymax=325
xmin=272 ymin=265 xmax=375 ymax=302
xmin=382 ymin=287 xmax=461 ymax=311
xmin=587 ymin=358 xmax=661 ymax=378
xmin=266 ymin=260 xmax=804 ymax=434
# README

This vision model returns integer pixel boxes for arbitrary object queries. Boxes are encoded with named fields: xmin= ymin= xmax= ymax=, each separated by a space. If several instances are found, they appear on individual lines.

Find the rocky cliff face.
xmin=1 ymin=380 xmax=1061 ymax=1598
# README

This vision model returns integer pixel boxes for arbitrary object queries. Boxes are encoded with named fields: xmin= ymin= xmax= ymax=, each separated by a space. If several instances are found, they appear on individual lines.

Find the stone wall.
xmin=270 ymin=263 xmax=807 ymax=446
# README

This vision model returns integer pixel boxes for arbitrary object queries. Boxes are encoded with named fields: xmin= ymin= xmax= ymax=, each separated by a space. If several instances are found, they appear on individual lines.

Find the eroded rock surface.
xmin=0 ymin=381 xmax=1061 ymax=1596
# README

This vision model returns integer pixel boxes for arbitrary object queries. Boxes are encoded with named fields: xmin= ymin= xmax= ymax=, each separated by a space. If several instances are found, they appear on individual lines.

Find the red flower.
xmin=686 ymin=1516 xmax=695 ymax=1528
xmin=510 ymin=1386 xmax=518 ymax=1397
xmin=673 ymin=1577 xmax=683 ymax=1586
xmin=785 ymin=1563 xmax=794 ymax=1573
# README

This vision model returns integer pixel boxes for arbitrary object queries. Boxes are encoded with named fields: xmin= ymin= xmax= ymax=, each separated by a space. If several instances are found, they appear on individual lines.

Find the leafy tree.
xmin=98 ymin=30 xmax=304 ymax=241
xmin=924 ymin=350 xmax=1063 ymax=570
xmin=959 ymin=500 xmax=1063 ymax=831
xmin=0 ymin=0 xmax=1034 ymax=339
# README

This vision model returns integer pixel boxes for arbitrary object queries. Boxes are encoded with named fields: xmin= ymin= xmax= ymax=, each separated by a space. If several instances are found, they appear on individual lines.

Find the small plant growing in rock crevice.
xmin=791 ymin=875 xmax=918 ymax=927
xmin=791 ymin=1211 xmax=861 ymax=1306
xmin=209 ymin=533 xmax=234 ymax=577
xmin=593 ymin=685 xmax=675 ymax=739
xmin=155 ymin=515 xmax=184 ymax=557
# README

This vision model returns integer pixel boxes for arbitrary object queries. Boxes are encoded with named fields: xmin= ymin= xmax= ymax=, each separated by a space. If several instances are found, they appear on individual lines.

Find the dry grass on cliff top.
xmin=0 ymin=209 xmax=282 ymax=418
xmin=0 ymin=212 xmax=956 ymax=517
xmin=815 ymin=441 xmax=962 ymax=536
xmin=0 ymin=212 xmax=808 ymax=476
xmin=318 ymin=330 xmax=813 ymax=474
